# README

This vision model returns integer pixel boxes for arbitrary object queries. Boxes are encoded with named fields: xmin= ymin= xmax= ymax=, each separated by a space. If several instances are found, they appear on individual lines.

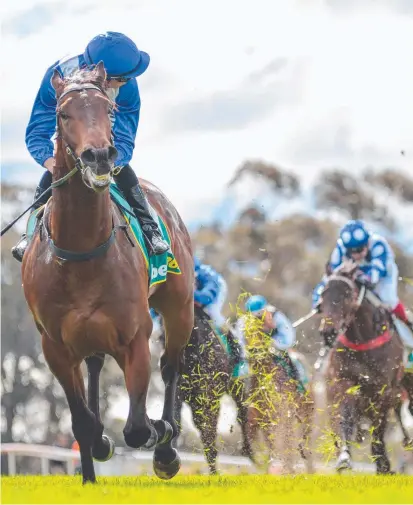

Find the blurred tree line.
xmin=2 ymin=162 xmax=413 ymax=460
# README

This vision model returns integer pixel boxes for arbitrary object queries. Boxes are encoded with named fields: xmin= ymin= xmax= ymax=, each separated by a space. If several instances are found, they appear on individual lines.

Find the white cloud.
xmin=2 ymin=0 xmax=413 ymax=220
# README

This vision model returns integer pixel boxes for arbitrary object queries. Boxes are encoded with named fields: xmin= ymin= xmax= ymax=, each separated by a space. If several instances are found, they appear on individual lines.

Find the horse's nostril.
xmin=108 ymin=146 xmax=118 ymax=163
xmin=81 ymin=148 xmax=97 ymax=165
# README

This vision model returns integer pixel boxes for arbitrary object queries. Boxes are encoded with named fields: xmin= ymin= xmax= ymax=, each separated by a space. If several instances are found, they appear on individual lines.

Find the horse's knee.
xmin=72 ymin=404 xmax=96 ymax=445
xmin=85 ymin=354 xmax=105 ymax=375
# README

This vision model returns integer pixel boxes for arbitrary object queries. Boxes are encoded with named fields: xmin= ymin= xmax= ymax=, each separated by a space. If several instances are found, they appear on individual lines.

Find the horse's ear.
xmin=94 ymin=61 xmax=107 ymax=82
xmin=51 ymin=69 xmax=64 ymax=96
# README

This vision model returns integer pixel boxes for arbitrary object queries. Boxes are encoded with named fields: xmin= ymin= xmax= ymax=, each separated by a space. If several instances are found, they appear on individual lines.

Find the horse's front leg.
xmin=152 ymin=300 xmax=193 ymax=480
xmin=336 ymin=389 xmax=358 ymax=472
xmin=42 ymin=334 xmax=97 ymax=484
xmin=85 ymin=354 xmax=115 ymax=462
xmin=116 ymin=330 xmax=158 ymax=450
xmin=231 ymin=378 xmax=254 ymax=462
xmin=371 ymin=405 xmax=392 ymax=474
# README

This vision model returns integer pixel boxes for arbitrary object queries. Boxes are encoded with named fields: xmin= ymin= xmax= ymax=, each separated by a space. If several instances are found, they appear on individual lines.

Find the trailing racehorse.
xmin=243 ymin=314 xmax=315 ymax=474
xmin=320 ymin=260 xmax=404 ymax=474
xmin=20 ymin=64 xmax=194 ymax=483
xmin=155 ymin=305 xmax=253 ymax=474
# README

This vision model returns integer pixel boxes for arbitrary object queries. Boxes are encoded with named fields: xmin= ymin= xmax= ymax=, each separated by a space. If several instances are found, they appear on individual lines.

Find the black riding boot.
xmin=11 ymin=171 xmax=52 ymax=263
xmin=114 ymin=165 xmax=169 ymax=256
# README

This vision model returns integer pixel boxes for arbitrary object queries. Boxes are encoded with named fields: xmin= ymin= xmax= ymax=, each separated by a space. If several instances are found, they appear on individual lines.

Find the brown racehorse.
xmin=21 ymin=63 xmax=194 ymax=483
xmin=243 ymin=315 xmax=314 ymax=474
xmin=320 ymin=260 xmax=404 ymax=474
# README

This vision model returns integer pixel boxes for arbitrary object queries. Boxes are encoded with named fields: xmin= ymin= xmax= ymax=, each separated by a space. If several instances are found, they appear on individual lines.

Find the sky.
xmin=2 ymin=0 xmax=413 ymax=219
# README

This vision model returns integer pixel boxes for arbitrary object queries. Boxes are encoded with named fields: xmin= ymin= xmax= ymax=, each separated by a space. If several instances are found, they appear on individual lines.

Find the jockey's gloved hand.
xmin=355 ymin=273 xmax=376 ymax=291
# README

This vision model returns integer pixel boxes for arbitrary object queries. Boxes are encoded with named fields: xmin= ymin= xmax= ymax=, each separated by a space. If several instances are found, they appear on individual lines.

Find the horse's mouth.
xmin=83 ymin=167 xmax=112 ymax=193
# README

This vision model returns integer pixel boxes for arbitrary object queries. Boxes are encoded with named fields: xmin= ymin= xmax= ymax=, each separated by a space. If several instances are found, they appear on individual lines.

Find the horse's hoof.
xmin=153 ymin=419 xmax=174 ymax=445
xmin=93 ymin=435 xmax=115 ymax=462
xmin=153 ymin=449 xmax=181 ymax=480
xmin=124 ymin=424 xmax=158 ymax=449
xmin=143 ymin=424 xmax=158 ymax=449
xmin=336 ymin=452 xmax=352 ymax=473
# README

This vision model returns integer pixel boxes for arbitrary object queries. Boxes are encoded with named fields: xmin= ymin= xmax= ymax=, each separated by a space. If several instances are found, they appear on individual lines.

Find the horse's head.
xmin=320 ymin=259 xmax=363 ymax=334
xmin=52 ymin=62 xmax=118 ymax=192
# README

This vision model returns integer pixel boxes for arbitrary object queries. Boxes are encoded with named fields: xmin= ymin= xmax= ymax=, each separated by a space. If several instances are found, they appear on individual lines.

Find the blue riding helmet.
xmin=84 ymin=31 xmax=150 ymax=79
xmin=339 ymin=220 xmax=370 ymax=249
xmin=245 ymin=295 xmax=276 ymax=315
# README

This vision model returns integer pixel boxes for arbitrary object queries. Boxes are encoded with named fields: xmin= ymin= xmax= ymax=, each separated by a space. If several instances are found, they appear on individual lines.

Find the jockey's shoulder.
xmin=336 ymin=238 xmax=346 ymax=251
xmin=369 ymin=234 xmax=394 ymax=256
xmin=199 ymin=264 xmax=222 ymax=282
xmin=53 ymin=53 xmax=85 ymax=78
xmin=369 ymin=233 xmax=390 ymax=248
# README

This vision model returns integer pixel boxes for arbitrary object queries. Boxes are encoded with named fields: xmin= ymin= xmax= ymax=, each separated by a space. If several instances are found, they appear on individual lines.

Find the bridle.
xmin=55 ymin=83 xmax=120 ymax=185
xmin=43 ymin=83 xmax=122 ymax=262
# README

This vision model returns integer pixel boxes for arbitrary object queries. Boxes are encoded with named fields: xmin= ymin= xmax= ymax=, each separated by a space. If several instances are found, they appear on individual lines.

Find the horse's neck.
xmin=49 ymin=150 xmax=112 ymax=251
xmin=346 ymin=300 xmax=379 ymax=342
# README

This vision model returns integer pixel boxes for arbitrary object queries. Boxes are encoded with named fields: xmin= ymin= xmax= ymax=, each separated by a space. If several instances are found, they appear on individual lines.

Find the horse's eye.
xmin=59 ymin=111 xmax=70 ymax=121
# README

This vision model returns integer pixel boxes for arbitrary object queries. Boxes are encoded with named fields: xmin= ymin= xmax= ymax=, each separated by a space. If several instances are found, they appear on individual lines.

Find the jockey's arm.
xmin=112 ymin=79 xmax=140 ymax=168
xmin=311 ymin=281 xmax=326 ymax=310
xmin=366 ymin=241 xmax=389 ymax=285
xmin=271 ymin=311 xmax=296 ymax=350
xmin=329 ymin=242 xmax=345 ymax=271
xmin=311 ymin=243 xmax=344 ymax=309
xmin=25 ymin=64 xmax=58 ymax=168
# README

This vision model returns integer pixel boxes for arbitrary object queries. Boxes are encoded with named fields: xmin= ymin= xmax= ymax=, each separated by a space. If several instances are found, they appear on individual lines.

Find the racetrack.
xmin=2 ymin=475 xmax=413 ymax=504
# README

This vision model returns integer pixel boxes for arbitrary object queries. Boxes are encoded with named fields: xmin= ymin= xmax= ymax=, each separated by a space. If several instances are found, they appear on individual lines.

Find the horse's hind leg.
xmin=116 ymin=329 xmax=158 ymax=450
xmin=85 ymin=354 xmax=115 ymax=462
xmin=171 ymin=380 xmax=184 ymax=450
xmin=394 ymin=392 xmax=413 ymax=473
xmin=153 ymin=301 xmax=193 ymax=479
xmin=42 ymin=335 xmax=96 ymax=483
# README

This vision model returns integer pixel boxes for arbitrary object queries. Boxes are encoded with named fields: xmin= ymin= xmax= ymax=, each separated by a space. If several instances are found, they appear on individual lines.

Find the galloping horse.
xmin=21 ymin=64 xmax=194 ymax=483
xmin=155 ymin=305 xmax=253 ymax=474
xmin=243 ymin=314 xmax=314 ymax=474
xmin=320 ymin=260 xmax=404 ymax=474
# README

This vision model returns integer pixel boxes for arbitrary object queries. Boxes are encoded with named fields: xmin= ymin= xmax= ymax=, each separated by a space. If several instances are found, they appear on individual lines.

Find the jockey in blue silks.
xmin=194 ymin=256 xmax=228 ymax=328
xmin=312 ymin=219 xmax=413 ymax=350
xmin=193 ymin=256 xmax=243 ymax=366
xmin=12 ymin=31 xmax=168 ymax=262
